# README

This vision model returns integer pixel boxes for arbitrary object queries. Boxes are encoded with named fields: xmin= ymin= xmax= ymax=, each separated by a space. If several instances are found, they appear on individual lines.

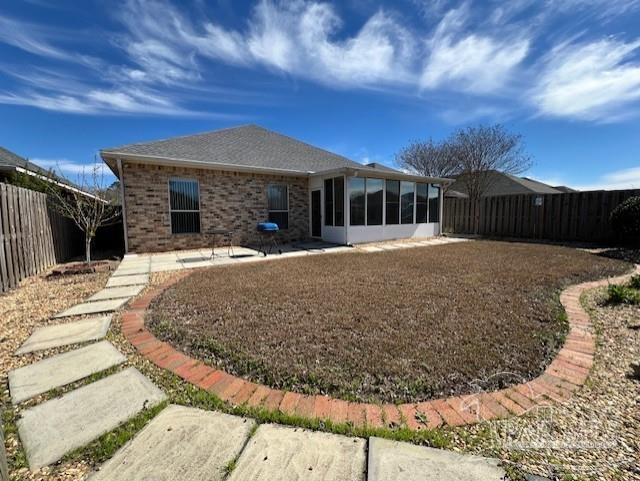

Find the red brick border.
xmin=121 ymin=267 xmax=639 ymax=430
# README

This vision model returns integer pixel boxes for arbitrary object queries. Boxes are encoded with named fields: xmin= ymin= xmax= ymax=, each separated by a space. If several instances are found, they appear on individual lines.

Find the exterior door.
xmin=311 ymin=190 xmax=321 ymax=237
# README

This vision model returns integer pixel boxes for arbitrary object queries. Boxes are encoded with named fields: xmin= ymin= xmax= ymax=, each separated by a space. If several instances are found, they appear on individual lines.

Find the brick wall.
xmin=122 ymin=162 xmax=310 ymax=253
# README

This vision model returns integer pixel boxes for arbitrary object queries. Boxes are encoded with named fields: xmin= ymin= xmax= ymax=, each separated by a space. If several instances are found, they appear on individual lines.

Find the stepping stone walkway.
xmin=227 ymin=424 xmax=367 ymax=481
xmin=9 ymin=341 xmax=125 ymax=404
xmin=53 ymin=297 xmax=130 ymax=318
xmin=367 ymin=437 xmax=505 ymax=481
xmin=17 ymin=367 xmax=166 ymax=469
xmin=16 ymin=316 xmax=112 ymax=355
xmin=87 ymin=284 xmax=145 ymax=301
xmin=105 ymin=273 xmax=149 ymax=287
xmin=88 ymin=405 xmax=255 ymax=481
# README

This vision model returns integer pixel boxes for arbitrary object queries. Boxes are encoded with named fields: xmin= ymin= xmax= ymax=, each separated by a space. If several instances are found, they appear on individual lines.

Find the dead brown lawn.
xmin=148 ymin=241 xmax=630 ymax=403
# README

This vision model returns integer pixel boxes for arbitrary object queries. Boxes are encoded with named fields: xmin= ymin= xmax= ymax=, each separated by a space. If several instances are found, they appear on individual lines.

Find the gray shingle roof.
xmin=365 ymin=162 xmax=401 ymax=173
xmin=101 ymin=124 xmax=364 ymax=173
xmin=0 ymin=146 xmax=53 ymax=178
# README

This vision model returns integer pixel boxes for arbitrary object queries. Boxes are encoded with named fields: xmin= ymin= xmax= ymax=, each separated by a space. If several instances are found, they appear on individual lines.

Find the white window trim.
xmin=168 ymin=177 xmax=201 ymax=235
xmin=267 ymin=183 xmax=289 ymax=229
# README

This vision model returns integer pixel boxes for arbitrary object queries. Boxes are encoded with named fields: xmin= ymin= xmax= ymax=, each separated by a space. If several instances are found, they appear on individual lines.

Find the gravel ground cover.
xmin=148 ymin=241 xmax=630 ymax=403
xmin=462 ymin=284 xmax=640 ymax=481
xmin=0 ymin=268 xmax=112 ymax=481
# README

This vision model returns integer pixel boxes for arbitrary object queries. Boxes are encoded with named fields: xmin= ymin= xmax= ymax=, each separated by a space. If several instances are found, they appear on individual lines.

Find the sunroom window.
xmin=349 ymin=177 xmax=365 ymax=226
xmin=366 ymin=178 xmax=384 ymax=226
xmin=169 ymin=178 xmax=200 ymax=234
xmin=400 ymin=181 xmax=415 ymax=224
xmin=428 ymin=184 xmax=440 ymax=223
xmin=416 ymin=183 xmax=428 ymax=223
xmin=385 ymin=180 xmax=400 ymax=225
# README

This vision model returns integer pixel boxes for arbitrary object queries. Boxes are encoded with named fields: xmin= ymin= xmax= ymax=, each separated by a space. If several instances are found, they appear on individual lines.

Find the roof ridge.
xmin=101 ymin=124 xmax=259 ymax=152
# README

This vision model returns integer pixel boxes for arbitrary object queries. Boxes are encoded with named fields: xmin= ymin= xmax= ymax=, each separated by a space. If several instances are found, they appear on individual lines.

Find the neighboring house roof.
xmin=444 ymin=189 xmax=468 ymax=198
xmin=0 ymin=146 xmax=55 ymax=178
xmin=450 ymin=171 xmax=564 ymax=197
xmin=0 ymin=146 xmax=98 ymax=198
xmin=553 ymin=185 xmax=578 ymax=193
xmin=102 ymin=124 xmax=363 ymax=174
xmin=365 ymin=162 xmax=400 ymax=173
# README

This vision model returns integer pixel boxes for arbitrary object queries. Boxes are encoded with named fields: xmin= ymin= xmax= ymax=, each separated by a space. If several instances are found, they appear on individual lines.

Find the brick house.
xmin=101 ymin=125 xmax=449 ymax=253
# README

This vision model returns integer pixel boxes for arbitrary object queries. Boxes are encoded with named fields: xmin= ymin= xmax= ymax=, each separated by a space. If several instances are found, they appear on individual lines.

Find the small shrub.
xmin=610 ymin=196 xmax=640 ymax=241
xmin=629 ymin=274 xmax=640 ymax=290
xmin=607 ymin=284 xmax=640 ymax=305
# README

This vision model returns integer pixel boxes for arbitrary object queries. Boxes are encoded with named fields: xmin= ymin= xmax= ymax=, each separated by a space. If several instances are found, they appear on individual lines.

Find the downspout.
xmin=439 ymin=182 xmax=445 ymax=236
xmin=116 ymin=158 xmax=129 ymax=254
xmin=344 ymin=174 xmax=350 ymax=246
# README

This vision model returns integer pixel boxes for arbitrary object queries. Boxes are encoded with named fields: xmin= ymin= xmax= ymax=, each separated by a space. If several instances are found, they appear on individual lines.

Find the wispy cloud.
xmin=1 ymin=0 xmax=640 ymax=123
xmin=420 ymin=5 xmax=530 ymax=94
xmin=531 ymin=38 xmax=640 ymax=121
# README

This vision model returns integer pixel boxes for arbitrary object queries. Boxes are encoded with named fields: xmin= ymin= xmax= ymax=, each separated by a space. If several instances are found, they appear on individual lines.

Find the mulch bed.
xmin=147 ymin=241 xmax=630 ymax=404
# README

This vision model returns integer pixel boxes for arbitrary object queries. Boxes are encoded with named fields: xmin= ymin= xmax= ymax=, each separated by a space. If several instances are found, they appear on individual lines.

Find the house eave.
xmin=100 ymin=151 xmax=312 ymax=178
xmin=309 ymin=166 xmax=454 ymax=184
xmin=0 ymin=164 xmax=101 ymax=200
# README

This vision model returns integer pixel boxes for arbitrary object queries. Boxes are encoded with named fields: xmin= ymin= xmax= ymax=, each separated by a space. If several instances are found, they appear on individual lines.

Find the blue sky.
xmin=1 ymin=0 xmax=639 ymax=190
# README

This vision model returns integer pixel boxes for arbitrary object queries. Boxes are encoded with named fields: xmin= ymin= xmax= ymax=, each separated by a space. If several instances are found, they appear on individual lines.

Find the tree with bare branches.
xmin=450 ymin=124 xmax=532 ymax=203
xmin=46 ymin=162 xmax=120 ymax=264
xmin=396 ymin=138 xmax=459 ymax=182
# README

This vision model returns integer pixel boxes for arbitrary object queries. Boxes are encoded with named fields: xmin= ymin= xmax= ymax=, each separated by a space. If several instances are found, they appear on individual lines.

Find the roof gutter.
xmin=100 ymin=151 xmax=311 ymax=178
xmin=0 ymin=165 xmax=103 ymax=201
xmin=310 ymin=166 xmax=453 ymax=184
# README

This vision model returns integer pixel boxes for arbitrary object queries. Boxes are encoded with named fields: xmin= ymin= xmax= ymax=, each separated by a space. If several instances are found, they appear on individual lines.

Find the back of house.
xmin=101 ymin=124 xmax=450 ymax=253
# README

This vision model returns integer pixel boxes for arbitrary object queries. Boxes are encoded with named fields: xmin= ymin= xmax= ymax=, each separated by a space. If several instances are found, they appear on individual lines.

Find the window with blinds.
xmin=267 ymin=184 xmax=289 ymax=229
xmin=169 ymin=178 xmax=200 ymax=234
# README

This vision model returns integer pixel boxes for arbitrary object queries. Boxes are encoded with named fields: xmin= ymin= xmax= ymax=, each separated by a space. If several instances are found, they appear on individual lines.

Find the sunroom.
xmin=309 ymin=167 xmax=449 ymax=245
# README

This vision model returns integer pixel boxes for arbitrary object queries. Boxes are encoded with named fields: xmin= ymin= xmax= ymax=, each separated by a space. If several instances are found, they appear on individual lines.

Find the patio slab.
xmin=87 ymin=285 xmax=145 ymax=301
xmin=88 ymin=405 xmax=255 ymax=481
xmin=16 ymin=316 xmax=112 ymax=355
xmin=227 ymin=424 xmax=366 ymax=481
xmin=53 ymin=298 xmax=130 ymax=318
xmin=106 ymin=274 xmax=149 ymax=287
xmin=367 ymin=437 xmax=505 ymax=481
xmin=17 ymin=367 xmax=166 ymax=469
xmin=9 ymin=341 xmax=125 ymax=404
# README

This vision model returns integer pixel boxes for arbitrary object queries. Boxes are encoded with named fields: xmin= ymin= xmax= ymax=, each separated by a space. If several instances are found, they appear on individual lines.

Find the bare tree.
xmin=396 ymin=138 xmax=460 ymax=182
xmin=47 ymin=162 xmax=120 ymax=264
xmin=450 ymin=124 xmax=532 ymax=203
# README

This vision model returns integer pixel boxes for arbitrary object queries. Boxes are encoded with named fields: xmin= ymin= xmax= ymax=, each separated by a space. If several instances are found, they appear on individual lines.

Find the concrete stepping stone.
xmin=87 ymin=285 xmax=145 ymax=302
xmin=17 ymin=367 xmax=166 ymax=469
xmin=9 ymin=341 xmax=125 ymax=404
xmin=367 ymin=437 xmax=505 ymax=481
xmin=112 ymin=265 xmax=150 ymax=276
xmin=88 ymin=405 xmax=255 ymax=481
xmin=228 ymin=424 xmax=366 ymax=481
xmin=53 ymin=298 xmax=129 ymax=318
xmin=106 ymin=274 xmax=149 ymax=287
xmin=16 ymin=316 xmax=112 ymax=355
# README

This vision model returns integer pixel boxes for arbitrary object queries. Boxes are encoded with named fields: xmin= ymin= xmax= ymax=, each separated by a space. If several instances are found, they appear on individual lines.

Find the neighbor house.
xmin=100 ymin=125 xmax=449 ymax=253
xmin=447 ymin=171 xmax=567 ymax=198
xmin=0 ymin=146 xmax=97 ymax=198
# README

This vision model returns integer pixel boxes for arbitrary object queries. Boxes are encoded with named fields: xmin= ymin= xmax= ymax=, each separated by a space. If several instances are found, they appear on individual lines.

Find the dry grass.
xmin=148 ymin=241 xmax=630 ymax=403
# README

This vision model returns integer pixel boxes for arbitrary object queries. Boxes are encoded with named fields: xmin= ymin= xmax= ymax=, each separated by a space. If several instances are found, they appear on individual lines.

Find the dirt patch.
xmin=148 ymin=241 xmax=630 ymax=403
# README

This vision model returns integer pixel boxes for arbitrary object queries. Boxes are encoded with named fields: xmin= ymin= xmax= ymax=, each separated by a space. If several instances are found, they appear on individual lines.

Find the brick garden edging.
xmin=121 ymin=267 xmax=639 ymax=430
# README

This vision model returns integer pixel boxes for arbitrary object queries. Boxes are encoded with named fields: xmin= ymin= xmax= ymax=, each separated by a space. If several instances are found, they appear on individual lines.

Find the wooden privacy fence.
xmin=443 ymin=189 xmax=640 ymax=243
xmin=0 ymin=182 xmax=84 ymax=293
